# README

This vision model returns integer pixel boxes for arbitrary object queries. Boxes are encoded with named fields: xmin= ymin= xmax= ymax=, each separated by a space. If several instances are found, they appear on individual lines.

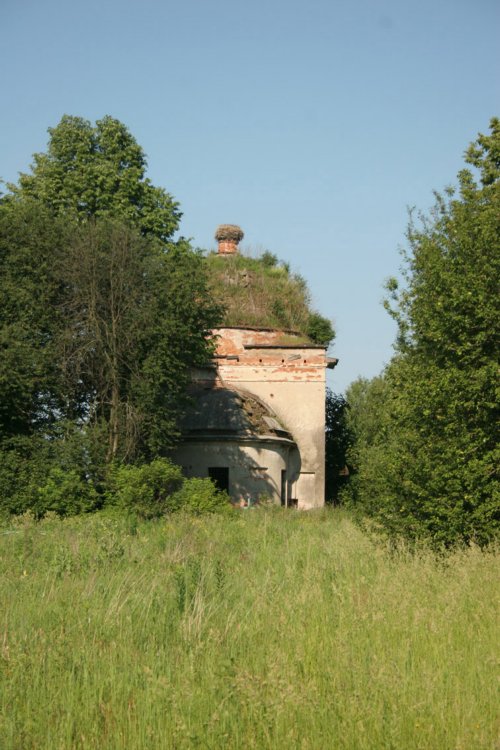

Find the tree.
xmin=133 ymin=239 xmax=224 ymax=458
xmin=324 ymin=389 xmax=352 ymax=503
xmin=0 ymin=201 xmax=67 ymax=438
xmin=0 ymin=212 xmax=223 ymax=514
xmin=6 ymin=115 xmax=181 ymax=242
xmin=55 ymin=219 xmax=155 ymax=462
xmin=0 ymin=201 xmax=91 ymax=516
xmin=340 ymin=374 xmax=399 ymax=517
xmin=350 ymin=119 xmax=500 ymax=546
xmin=49 ymin=219 xmax=223 ymax=463
xmin=0 ymin=114 xmax=224 ymax=516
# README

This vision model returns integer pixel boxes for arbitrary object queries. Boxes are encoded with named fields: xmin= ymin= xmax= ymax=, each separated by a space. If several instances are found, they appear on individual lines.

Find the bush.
xmin=109 ymin=458 xmax=184 ymax=519
xmin=34 ymin=467 xmax=98 ymax=518
xmin=0 ymin=438 xmax=65 ymax=517
xmin=260 ymin=250 xmax=278 ymax=267
xmin=169 ymin=477 xmax=231 ymax=515
xmin=307 ymin=312 xmax=335 ymax=346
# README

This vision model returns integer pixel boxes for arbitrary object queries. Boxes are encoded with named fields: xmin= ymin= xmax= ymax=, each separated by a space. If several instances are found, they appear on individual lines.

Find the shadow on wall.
xmin=175 ymin=438 xmax=301 ymax=507
xmin=172 ymin=369 xmax=301 ymax=506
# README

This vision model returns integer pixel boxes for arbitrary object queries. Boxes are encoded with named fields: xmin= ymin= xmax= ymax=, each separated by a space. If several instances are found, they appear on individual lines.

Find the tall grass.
xmin=1 ymin=509 xmax=498 ymax=749
xmin=205 ymin=252 xmax=312 ymax=332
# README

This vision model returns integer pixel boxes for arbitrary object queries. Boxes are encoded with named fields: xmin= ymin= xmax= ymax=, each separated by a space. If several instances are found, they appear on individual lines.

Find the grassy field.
xmin=1 ymin=508 xmax=498 ymax=749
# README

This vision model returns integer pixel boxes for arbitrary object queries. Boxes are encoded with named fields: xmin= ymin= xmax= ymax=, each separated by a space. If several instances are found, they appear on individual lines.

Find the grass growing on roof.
xmin=205 ymin=250 xmax=334 ymax=343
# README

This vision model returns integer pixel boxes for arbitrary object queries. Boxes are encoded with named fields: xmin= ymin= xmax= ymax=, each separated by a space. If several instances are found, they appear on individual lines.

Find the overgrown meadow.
xmin=1 ymin=509 xmax=498 ymax=749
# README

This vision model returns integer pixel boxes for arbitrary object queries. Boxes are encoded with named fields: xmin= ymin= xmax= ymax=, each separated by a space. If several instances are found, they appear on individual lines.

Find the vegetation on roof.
xmin=214 ymin=224 xmax=244 ymax=243
xmin=204 ymin=250 xmax=335 ymax=346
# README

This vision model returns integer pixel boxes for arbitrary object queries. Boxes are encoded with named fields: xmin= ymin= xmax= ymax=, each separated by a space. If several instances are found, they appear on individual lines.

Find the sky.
xmin=1 ymin=0 xmax=498 ymax=392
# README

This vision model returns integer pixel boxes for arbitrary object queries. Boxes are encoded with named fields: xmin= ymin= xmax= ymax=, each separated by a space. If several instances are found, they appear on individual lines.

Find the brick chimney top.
xmin=215 ymin=224 xmax=244 ymax=255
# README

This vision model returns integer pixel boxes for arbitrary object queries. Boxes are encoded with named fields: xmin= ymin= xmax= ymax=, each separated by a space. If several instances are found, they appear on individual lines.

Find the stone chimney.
xmin=215 ymin=224 xmax=244 ymax=255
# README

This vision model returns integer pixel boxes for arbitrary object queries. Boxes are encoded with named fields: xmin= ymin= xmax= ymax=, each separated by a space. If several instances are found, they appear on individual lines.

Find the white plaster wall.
xmin=179 ymin=328 xmax=329 ymax=509
xmin=217 ymin=364 xmax=326 ymax=509
xmin=173 ymin=440 xmax=294 ymax=505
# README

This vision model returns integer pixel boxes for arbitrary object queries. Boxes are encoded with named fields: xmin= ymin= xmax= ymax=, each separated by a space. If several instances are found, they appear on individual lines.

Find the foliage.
xmin=0 ymin=210 xmax=222 ymax=473
xmin=6 ymin=115 xmax=181 ymax=242
xmin=168 ymin=477 xmax=231 ymax=515
xmin=0 ymin=116 xmax=224 ymax=518
xmin=133 ymin=239 xmax=223 ymax=458
xmin=0 ymin=424 xmax=107 ymax=518
xmin=307 ymin=312 xmax=335 ymax=345
xmin=108 ymin=463 xmax=230 ymax=519
xmin=348 ymin=120 xmax=500 ymax=546
xmin=260 ymin=250 xmax=278 ymax=267
xmin=33 ymin=468 xmax=99 ymax=518
xmin=206 ymin=250 xmax=335 ymax=345
xmin=53 ymin=219 xmax=222 ymax=462
xmin=1 ymin=510 xmax=498 ymax=749
xmin=0 ymin=202 xmax=67 ymax=439
xmin=108 ymin=458 xmax=184 ymax=519
xmin=339 ymin=374 xmax=398 ymax=514
xmin=0 ymin=437 xmax=49 ymax=517
xmin=325 ymin=389 xmax=352 ymax=503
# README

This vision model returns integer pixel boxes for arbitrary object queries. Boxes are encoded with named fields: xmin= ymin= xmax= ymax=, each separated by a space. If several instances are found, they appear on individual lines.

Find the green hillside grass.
xmin=205 ymin=251 xmax=334 ymax=344
xmin=1 ymin=509 xmax=498 ymax=749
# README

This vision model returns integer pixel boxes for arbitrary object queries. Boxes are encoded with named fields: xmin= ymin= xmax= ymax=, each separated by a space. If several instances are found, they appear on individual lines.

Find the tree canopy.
xmin=0 ymin=116 xmax=223 ymax=517
xmin=344 ymin=119 xmax=499 ymax=546
xmin=325 ymin=390 xmax=352 ymax=503
xmin=0 ymin=202 xmax=67 ymax=439
xmin=6 ymin=115 xmax=181 ymax=242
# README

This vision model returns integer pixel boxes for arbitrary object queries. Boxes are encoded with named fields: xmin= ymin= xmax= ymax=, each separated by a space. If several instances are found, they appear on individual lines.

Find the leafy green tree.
xmin=339 ymin=374 xmax=398 ymax=515
xmin=0 ymin=113 xmax=228 ymax=516
xmin=325 ymin=390 xmax=352 ymax=503
xmin=351 ymin=119 xmax=500 ymax=546
xmin=0 ymin=213 xmax=222 ymax=513
xmin=0 ymin=202 xmax=67 ymax=438
xmin=133 ymin=239 xmax=224 ymax=458
xmin=6 ymin=115 xmax=180 ymax=242
xmin=47 ymin=218 xmax=222 ymax=463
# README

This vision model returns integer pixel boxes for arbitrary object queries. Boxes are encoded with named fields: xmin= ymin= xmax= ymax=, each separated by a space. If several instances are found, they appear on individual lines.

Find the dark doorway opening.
xmin=208 ymin=467 xmax=229 ymax=493
xmin=281 ymin=470 xmax=287 ymax=506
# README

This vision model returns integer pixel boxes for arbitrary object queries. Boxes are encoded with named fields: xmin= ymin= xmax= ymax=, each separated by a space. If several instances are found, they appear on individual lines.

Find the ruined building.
xmin=172 ymin=225 xmax=337 ymax=508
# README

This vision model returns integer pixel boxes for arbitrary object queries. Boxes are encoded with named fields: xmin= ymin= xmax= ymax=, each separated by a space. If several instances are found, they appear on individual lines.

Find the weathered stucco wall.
xmin=212 ymin=327 xmax=327 ymax=509
xmin=174 ymin=439 xmax=297 ymax=505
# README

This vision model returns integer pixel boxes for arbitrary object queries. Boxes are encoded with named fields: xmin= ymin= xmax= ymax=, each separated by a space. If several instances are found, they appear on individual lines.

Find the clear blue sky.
xmin=1 ymin=0 xmax=498 ymax=391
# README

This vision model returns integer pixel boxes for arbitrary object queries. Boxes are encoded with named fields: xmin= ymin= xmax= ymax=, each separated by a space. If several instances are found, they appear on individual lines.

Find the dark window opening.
xmin=281 ymin=470 xmax=287 ymax=506
xmin=208 ymin=467 xmax=229 ymax=493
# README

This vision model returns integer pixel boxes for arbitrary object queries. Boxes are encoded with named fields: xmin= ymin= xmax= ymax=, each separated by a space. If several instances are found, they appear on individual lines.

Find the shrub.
xmin=307 ymin=312 xmax=335 ymax=346
xmin=0 ymin=438 xmax=51 ymax=516
xmin=169 ymin=477 xmax=231 ymax=515
xmin=34 ymin=467 xmax=98 ymax=518
xmin=109 ymin=458 xmax=184 ymax=519
xmin=260 ymin=250 xmax=278 ymax=267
